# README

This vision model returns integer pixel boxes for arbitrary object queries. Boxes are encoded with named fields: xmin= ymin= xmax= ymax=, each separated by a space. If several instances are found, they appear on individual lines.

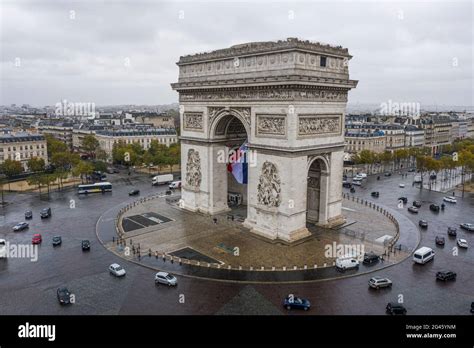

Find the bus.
xmin=78 ymin=182 xmax=112 ymax=194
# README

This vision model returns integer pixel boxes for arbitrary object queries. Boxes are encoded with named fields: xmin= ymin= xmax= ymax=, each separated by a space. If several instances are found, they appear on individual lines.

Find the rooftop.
xmin=178 ymin=38 xmax=351 ymax=64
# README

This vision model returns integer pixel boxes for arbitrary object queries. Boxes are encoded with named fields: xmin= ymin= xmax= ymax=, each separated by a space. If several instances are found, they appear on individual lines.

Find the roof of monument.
xmin=178 ymin=38 xmax=351 ymax=64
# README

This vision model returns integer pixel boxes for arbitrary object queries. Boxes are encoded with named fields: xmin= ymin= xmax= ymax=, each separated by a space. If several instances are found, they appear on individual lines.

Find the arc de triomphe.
xmin=171 ymin=38 xmax=358 ymax=243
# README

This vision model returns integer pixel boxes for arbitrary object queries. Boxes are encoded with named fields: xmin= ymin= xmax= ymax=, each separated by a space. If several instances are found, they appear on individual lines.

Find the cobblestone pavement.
xmin=117 ymin=195 xmax=402 ymax=269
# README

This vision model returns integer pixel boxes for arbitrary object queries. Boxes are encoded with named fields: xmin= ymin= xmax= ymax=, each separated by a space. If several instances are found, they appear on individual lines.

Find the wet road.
xmin=0 ymin=172 xmax=472 ymax=315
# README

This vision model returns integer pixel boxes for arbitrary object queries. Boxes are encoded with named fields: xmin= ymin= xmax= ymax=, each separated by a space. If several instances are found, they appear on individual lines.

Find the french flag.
xmin=227 ymin=143 xmax=248 ymax=184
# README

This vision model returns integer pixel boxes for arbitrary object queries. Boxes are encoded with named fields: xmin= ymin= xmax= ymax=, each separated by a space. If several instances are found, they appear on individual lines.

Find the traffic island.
xmin=96 ymin=192 xmax=419 ymax=283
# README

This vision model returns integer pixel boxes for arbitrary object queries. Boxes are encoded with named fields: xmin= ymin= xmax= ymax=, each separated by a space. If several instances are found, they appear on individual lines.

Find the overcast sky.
xmin=1 ymin=0 xmax=472 ymax=107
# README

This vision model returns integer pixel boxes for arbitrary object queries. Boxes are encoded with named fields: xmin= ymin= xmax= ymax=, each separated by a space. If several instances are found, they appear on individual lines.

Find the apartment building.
xmin=0 ymin=133 xmax=48 ymax=171
xmin=95 ymin=128 xmax=178 ymax=161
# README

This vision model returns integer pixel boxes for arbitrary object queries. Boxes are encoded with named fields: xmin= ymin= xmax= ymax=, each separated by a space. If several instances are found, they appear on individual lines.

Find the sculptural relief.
xmin=256 ymin=115 xmax=286 ymax=136
xmin=257 ymin=161 xmax=281 ymax=208
xmin=183 ymin=112 xmax=203 ymax=131
xmin=298 ymin=115 xmax=341 ymax=135
xmin=185 ymin=149 xmax=202 ymax=189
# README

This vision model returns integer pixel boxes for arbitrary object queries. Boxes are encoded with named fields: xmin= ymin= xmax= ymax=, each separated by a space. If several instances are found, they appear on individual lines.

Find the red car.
xmin=32 ymin=234 xmax=42 ymax=244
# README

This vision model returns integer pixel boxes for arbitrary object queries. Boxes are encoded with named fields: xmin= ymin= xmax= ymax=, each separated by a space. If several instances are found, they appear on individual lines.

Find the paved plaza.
xmin=115 ymin=195 xmax=404 ymax=269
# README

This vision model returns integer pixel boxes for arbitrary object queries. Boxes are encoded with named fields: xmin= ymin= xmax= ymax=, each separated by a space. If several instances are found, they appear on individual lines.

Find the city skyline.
xmin=1 ymin=0 xmax=473 ymax=107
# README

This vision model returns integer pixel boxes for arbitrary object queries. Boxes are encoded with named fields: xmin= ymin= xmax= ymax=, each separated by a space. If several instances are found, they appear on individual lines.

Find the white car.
xmin=168 ymin=181 xmax=182 ymax=189
xmin=457 ymin=239 xmax=468 ymax=248
xmin=0 ymin=239 xmax=6 ymax=258
xmin=443 ymin=196 xmax=457 ymax=203
xmin=357 ymin=173 xmax=367 ymax=178
xmin=335 ymin=257 xmax=360 ymax=271
xmin=154 ymin=272 xmax=177 ymax=286
xmin=399 ymin=183 xmax=405 ymax=188
xmin=368 ymin=277 xmax=392 ymax=289
xmin=13 ymin=222 xmax=29 ymax=231
xmin=352 ymin=180 xmax=362 ymax=186
xmin=109 ymin=263 xmax=126 ymax=277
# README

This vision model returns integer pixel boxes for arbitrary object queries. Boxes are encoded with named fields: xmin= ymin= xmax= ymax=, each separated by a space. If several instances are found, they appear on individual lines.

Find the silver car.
xmin=154 ymin=272 xmax=177 ymax=286
xmin=109 ymin=263 xmax=126 ymax=277
xmin=368 ymin=276 xmax=392 ymax=289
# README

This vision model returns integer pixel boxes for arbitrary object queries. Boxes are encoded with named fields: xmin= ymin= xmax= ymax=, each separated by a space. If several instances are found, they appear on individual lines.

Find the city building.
xmin=345 ymin=130 xmax=386 ymax=155
xmin=420 ymin=116 xmax=452 ymax=154
xmin=95 ymin=128 xmax=178 ymax=161
xmin=404 ymin=125 xmax=425 ymax=148
xmin=0 ymin=133 xmax=48 ymax=170
xmin=72 ymin=124 xmax=106 ymax=153
xmin=37 ymin=121 xmax=74 ymax=150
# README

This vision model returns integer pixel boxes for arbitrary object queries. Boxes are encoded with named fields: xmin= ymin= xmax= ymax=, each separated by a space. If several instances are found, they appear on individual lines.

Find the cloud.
xmin=0 ymin=0 xmax=472 ymax=106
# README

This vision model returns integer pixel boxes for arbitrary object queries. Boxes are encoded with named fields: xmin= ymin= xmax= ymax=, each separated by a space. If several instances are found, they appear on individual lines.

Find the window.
xmin=320 ymin=56 xmax=327 ymax=67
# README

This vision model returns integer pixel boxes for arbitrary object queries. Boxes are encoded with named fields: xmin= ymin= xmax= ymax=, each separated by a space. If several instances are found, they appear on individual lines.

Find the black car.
xmin=57 ymin=287 xmax=71 ymax=305
xmin=419 ymin=220 xmax=428 ymax=228
xmin=413 ymin=200 xmax=422 ymax=208
xmin=435 ymin=236 xmax=445 ymax=246
xmin=398 ymin=197 xmax=408 ymax=204
xmin=447 ymin=227 xmax=457 ymax=237
xmin=40 ymin=207 xmax=51 ymax=219
xmin=429 ymin=204 xmax=440 ymax=212
xmin=386 ymin=302 xmax=407 ymax=315
xmin=371 ymin=191 xmax=379 ymax=198
xmin=384 ymin=172 xmax=392 ymax=177
xmin=436 ymin=271 xmax=457 ymax=281
xmin=363 ymin=252 xmax=380 ymax=265
xmin=81 ymin=240 xmax=90 ymax=251
xmin=52 ymin=236 xmax=62 ymax=246
xmin=24 ymin=210 xmax=33 ymax=219
xmin=129 ymin=189 xmax=140 ymax=196
xmin=342 ymin=181 xmax=352 ymax=188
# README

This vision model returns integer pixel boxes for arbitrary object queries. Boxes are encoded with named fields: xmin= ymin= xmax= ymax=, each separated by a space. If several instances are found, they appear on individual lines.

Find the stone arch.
xmin=209 ymin=108 xmax=251 ymax=139
xmin=306 ymin=156 xmax=330 ymax=224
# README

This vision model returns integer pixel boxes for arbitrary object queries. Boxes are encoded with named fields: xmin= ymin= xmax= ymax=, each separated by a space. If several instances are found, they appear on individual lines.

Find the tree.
xmin=45 ymin=135 xmax=68 ymax=157
xmin=82 ymin=135 xmax=100 ymax=159
xmin=72 ymin=161 xmax=94 ymax=184
xmin=1 ymin=159 xmax=23 ymax=191
xmin=51 ymin=152 xmax=80 ymax=190
xmin=27 ymin=157 xmax=45 ymax=173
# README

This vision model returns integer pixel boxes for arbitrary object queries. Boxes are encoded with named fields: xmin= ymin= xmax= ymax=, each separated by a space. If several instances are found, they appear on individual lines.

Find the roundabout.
xmin=96 ymin=191 xmax=419 ymax=283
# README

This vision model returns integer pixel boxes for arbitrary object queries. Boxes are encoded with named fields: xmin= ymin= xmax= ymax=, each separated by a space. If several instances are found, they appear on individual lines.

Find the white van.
xmin=0 ymin=239 xmax=6 ymax=258
xmin=152 ymin=174 xmax=173 ymax=186
xmin=335 ymin=257 xmax=360 ymax=271
xmin=413 ymin=247 xmax=435 ymax=264
xmin=169 ymin=181 xmax=181 ymax=189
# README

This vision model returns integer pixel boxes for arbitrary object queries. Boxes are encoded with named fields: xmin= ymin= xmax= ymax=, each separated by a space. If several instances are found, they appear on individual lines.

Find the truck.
xmin=152 ymin=174 xmax=174 ymax=186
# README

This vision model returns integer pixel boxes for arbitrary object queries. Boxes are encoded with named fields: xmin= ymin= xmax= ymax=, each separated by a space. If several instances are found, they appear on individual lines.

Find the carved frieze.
xmin=185 ymin=149 xmax=202 ymax=189
xmin=180 ymin=88 xmax=347 ymax=102
xmin=183 ymin=112 xmax=204 ymax=131
xmin=257 ymin=161 xmax=281 ymax=208
xmin=298 ymin=115 xmax=342 ymax=136
xmin=256 ymin=115 xmax=286 ymax=136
